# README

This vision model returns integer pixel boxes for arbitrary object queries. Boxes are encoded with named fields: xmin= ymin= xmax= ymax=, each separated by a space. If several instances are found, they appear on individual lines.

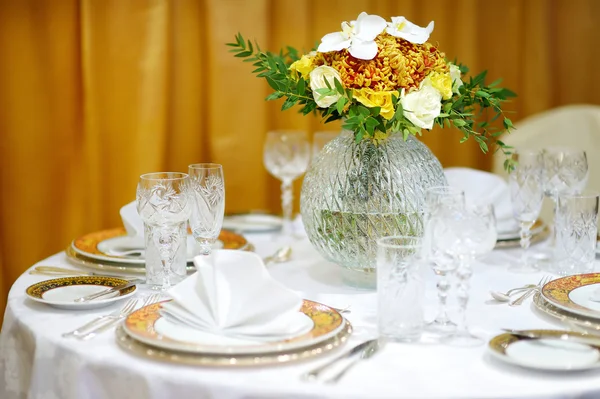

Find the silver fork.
xmin=509 ymin=275 xmax=551 ymax=307
xmin=62 ymin=298 xmax=138 ymax=338
xmin=77 ymin=293 xmax=162 ymax=340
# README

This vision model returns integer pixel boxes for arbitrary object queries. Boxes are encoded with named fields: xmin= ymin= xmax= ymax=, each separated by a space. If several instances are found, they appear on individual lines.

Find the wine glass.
xmin=188 ymin=163 xmax=225 ymax=256
xmin=423 ymin=186 xmax=465 ymax=334
xmin=263 ymin=131 xmax=311 ymax=237
xmin=508 ymin=149 xmax=545 ymax=273
xmin=543 ymin=147 xmax=589 ymax=201
xmin=136 ymin=172 xmax=192 ymax=290
xmin=431 ymin=201 xmax=497 ymax=346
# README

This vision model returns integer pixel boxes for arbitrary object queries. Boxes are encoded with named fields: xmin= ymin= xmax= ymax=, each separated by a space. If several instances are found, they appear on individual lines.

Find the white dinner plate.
xmin=222 ymin=214 xmax=283 ymax=233
xmin=25 ymin=276 xmax=137 ymax=310
xmin=488 ymin=330 xmax=600 ymax=371
xmin=123 ymin=299 xmax=347 ymax=355
xmin=541 ymin=273 xmax=600 ymax=319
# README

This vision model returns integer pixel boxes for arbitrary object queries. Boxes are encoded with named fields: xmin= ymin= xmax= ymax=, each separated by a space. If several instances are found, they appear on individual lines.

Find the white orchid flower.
xmin=317 ymin=12 xmax=387 ymax=60
xmin=387 ymin=16 xmax=434 ymax=44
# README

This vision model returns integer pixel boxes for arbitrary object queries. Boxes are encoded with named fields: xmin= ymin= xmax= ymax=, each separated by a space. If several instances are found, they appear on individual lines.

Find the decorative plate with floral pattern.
xmin=71 ymin=227 xmax=250 ymax=265
xmin=541 ymin=273 xmax=600 ymax=319
xmin=123 ymin=299 xmax=348 ymax=355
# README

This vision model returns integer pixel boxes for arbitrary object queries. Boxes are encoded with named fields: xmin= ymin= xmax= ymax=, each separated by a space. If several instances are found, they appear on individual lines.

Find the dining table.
xmin=2 ymin=228 xmax=600 ymax=399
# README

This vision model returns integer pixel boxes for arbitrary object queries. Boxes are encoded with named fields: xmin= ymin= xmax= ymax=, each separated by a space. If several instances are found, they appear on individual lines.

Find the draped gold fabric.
xmin=1 ymin=0 xmax=599 ymax=320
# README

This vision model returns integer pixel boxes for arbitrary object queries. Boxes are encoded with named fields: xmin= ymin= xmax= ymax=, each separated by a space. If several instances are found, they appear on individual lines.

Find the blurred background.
xmin=0 ymin=0 xmax=599 ymax=316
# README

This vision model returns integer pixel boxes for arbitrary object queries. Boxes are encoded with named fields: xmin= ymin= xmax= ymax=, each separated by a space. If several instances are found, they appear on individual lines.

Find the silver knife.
xmin=503 ymin=329 xmax=600 ymax=348
xmin=325 ymin=339 xmax=380 ymax=383
xmin=301 ymin=338 xmax=379 ymax=381
xmin=74 ymin=279 xmax=142 ymax=303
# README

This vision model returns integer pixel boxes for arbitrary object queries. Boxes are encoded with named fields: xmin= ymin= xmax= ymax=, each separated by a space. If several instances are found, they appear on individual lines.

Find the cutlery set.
xmin=63 ymin=293 xmax=162 ymax=340
xmin=302 ymin=338 xmax=381 ymax=383
xmin=489 ymin=276 xmax=551 ymax=306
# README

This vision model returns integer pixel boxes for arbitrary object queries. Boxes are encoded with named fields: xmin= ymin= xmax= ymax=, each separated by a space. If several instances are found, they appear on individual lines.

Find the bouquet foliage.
xmin=228 ymin=12 xmax=516 ymax=168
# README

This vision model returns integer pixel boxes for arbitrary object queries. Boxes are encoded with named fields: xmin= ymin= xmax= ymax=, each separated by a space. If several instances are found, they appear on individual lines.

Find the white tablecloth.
xmin=2 ymin=234 xmax=600 ymax=399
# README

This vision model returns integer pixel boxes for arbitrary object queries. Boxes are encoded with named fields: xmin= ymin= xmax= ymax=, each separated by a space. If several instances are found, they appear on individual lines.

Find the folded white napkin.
xmin=444 ymin=167 xmax=517 ymax=234
xmin=120 ymin=201 xmax=144 ymax=236
xmin=161 ymin=250 xmax=313 ymax=339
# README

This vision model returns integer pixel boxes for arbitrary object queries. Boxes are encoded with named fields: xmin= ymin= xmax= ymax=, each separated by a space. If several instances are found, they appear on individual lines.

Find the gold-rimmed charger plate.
xmin=123 ymin=300 xmax=347 ymax=355
xmin=488 ymin=329 xmax=600 ymax=371
xmin=495 ymin=221 xmax=550 ymax=249
xmin=541 ymin=273 xmax=600 ymax=319
xmin=65 ymin=246 xmax=197 ymax=275
xmin=72 ymin=227 xmax=250 ymax=265
xmin=532 ymin=293 xmax=600 ymax=332
xmin=115 ymin=321 xmax=351 ymax=367
xmin=26 ymin=276 xmax=137 ymax=310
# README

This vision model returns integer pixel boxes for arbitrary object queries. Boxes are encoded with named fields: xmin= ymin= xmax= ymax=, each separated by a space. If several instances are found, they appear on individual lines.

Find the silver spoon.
xmin=490 ymin=285 xmax=536 ymax=302
xmin=263 ymin=246 xmax=292 ymax=265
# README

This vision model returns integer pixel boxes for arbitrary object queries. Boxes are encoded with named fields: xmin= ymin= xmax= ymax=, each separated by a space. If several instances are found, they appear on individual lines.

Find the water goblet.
xmin=263 ymin=130 xmax=310 ymax=237
xmin=508 ymin=149 xmax=545 ymax=273
xmin=136 ymin=172 xmax=192 ymax=290
xmin=188 ymin=163 xmax=225 ymax=256
xmin=431 ymin=201 xmax=497 ymax=347
xmin=543 ymin=147 xmax=589 ymax=201
xmin=423 ymin=186 xmax=465 ymax=334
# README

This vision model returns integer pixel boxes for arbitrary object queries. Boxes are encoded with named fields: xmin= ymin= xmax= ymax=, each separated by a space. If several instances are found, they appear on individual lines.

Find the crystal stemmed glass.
xmin=136 ymin=172 xmax=192 ymax=290
xmin=431 ymin=201 xmax=497 ymax=346
xmin=263 ymin=131 xmax=311 ymax=237
xmin=508 ymin=149 xmax=545 ymax=273
xmin=423 ymin=186 xmax=465 ymax=334
xmin=188 ymin=163 xmax=225 ymax=256
xmin=543 ymin=148 xmax=589 ymax=201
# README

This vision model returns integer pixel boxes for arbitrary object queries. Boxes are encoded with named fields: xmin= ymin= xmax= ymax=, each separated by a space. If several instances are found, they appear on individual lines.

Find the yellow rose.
xmin=352 ymin=88 xmax=398 ymax=120
xmin=289 ymin=51 xmax=316 ymax=80
xmin=422 ymin=71 xmax=453 ymax=100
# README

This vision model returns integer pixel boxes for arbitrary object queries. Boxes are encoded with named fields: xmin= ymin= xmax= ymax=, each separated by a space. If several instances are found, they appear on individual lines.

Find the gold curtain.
xmin=1 ymin=0 xmax=599 ymax=319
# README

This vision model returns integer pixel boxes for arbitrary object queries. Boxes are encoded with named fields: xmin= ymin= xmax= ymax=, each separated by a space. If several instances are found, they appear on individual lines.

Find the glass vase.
xmin=300 ymin=130 xmax=446 ymax=288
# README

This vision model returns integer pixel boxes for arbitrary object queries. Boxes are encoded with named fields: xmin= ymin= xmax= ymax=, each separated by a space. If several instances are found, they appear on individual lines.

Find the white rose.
xmin=309 ymin=66 xmax=342 ymax=108
xmin=449 ymin=63 xmax=463 ymax=94
xmin=400 ymin=85 xmax=442 ymax=130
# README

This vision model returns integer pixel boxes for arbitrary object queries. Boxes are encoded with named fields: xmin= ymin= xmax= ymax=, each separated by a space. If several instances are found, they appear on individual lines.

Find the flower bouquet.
xmin=229 ymin=12 xmax=516 ymax=286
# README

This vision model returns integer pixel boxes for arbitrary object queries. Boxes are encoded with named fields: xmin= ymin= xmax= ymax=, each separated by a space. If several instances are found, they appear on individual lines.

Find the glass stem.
xmin=454 ymin=257 xmax=472 ymax=335
xmin=519 ymin=220 xmax=534 ymax=266
xmin=281 ymin=179 xmax=294 ymax=236
xmin=434 ymin=270 xmax=452 ymax=324
xmin=160 ymin=259 xmax=171 ymax=290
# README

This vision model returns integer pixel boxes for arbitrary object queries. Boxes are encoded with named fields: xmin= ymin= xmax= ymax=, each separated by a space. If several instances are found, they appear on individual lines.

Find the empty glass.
xmin=188 ymin=163 xmax=225 ymax=256
xmin=543 ymin=148 xmax=589 ymax=201
xmin=263 ymin=131 xmax=310 ymax=237
xmin=554 ymin=192 xmax=599 ymax=275
xmin=136 ymin=172 xmax=192 ymax=290
xmin=423 ymin=186 xmax=465 ymax=334
xmin=508 ymin=149 xmax=545 ymax=273
xmin=431 ymin=201 xmax=497 ymax=346
xmin=377 ymin=236 xmax=425 ymax=342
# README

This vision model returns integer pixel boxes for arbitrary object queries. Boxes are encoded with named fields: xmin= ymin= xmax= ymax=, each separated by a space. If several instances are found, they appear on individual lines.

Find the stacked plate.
xmin=489 ymin=273 xmax=600 ymax=371
xmin=495 ymin=219 xmax=550 ymax=249
xmin=533 ymin=273 xmax=600 ymax=330
xmin=67 ymin=228 xmax=251 ymax=274
xmin=115 ymin=299 xmax=352 ymax=366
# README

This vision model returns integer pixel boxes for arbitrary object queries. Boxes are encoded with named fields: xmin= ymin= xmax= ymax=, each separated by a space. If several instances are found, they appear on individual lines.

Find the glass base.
xmin=340 ymin=267 xmax=376 ymax=290
xmin=442 ymin=330 xmax=483 ymax=347
xmin=425 ymin=317 xmax=457 ymax=335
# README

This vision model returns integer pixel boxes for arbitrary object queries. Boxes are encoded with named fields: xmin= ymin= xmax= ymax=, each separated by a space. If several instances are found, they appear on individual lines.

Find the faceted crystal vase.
xmin=300 ymin=130 xmax=446 ymax=288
